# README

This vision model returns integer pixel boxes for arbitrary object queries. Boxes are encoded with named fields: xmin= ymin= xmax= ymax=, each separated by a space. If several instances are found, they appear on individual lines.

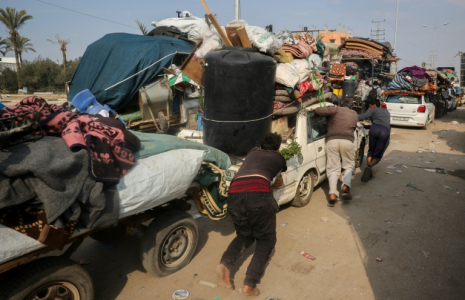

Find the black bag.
xmin=368 ymin=87 xmax=378 ymax=100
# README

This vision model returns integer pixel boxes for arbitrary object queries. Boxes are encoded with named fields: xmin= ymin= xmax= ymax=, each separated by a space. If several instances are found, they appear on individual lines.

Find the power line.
xmin=35 ymin=0 xmax=138 ymax=29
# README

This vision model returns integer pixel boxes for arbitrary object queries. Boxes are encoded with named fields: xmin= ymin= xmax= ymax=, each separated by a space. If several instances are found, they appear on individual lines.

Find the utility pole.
xmin=394 ymin=0 xmax=400 ymax=52
xmin=371 ymin=20 xmax=386 ymax=42
xmin=235 ymin=0 xmax=240 ymax=20
xmin=423 ymin=22 xmax=449 ymax=69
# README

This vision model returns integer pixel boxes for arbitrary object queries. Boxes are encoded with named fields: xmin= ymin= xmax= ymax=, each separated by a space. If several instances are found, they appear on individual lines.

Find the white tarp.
xmin=0 ymin=149 xmax=207 ymax=265
xmin=151 ymin=11 xmax=210 ymax=41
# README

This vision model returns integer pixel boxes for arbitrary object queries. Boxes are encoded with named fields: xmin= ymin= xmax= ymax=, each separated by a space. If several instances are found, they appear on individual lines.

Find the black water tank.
xmin=203 ymin=47 xmax=277 ymax=155
xmin=342 ymin=80 xmax=357 ymax=99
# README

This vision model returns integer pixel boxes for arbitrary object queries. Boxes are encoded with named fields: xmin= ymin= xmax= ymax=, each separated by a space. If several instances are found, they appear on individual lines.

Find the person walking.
xmin=216 ymin=132 xmax=287 ymax=296
xmin=313 ymin=101 xmax=358 ymax=206
xmin=358 ymin=98 xmax=391 ymax=182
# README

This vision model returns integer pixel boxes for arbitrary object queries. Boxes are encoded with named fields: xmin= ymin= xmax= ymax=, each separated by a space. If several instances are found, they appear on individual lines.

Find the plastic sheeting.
xmin=67 ymin=33 xmax=194 ymax=111
xmin=0 ymin=149 xmax=207 ymax=265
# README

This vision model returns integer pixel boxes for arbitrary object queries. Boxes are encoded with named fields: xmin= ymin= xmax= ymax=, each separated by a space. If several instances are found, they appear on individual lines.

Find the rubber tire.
xmin=0 ymin=257 xmax=94 ymax=300
xmin=140 ymin=210 xmax=198 ymax=277
xmin=290 ymin=171 xmax=315 ymax=207
xmin=355 ymin=138 xmax=365 ymax=169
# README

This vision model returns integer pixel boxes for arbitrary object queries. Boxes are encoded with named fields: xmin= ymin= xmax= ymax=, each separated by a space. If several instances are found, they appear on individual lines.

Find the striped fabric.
xmin=229 ymin=177 xmax=271 ymax=193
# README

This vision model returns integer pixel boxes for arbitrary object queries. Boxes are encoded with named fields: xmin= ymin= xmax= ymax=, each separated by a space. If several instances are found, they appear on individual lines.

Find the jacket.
xmin=314 ymin=106 xmax=358 ymax=142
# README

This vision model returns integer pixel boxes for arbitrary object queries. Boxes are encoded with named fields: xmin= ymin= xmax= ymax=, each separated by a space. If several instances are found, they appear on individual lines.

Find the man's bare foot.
xmin=215 ymin=264 xmax=234 ymax=290
xmin=242 ymin=285 xmax=260 ymax=296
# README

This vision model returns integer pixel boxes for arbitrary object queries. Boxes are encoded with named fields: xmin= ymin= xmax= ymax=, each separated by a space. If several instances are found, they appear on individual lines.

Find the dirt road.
xmin=69 ymin=107 xmax=465 ymax=300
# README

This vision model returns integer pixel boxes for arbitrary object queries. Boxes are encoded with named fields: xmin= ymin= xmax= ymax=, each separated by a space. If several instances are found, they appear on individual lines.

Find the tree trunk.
xmin=11 ymin=32 xmax=21 ymax=90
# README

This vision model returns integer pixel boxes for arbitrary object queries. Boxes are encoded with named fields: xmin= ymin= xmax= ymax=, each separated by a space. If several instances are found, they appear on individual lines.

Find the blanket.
xmin=0 ymin=97 xmax=137 ymax=182
xmin=0 ymin=137 xmax=119 ymax=249
xmin=282 ymin=40 xmax=312 ymax=59
xmin=387 ymin=73 xmax=417 ymax=91
xmin=191 ymin=162 xmax=228 ymax=221
xmin=398 ymin=66 xmax=432 ymax=81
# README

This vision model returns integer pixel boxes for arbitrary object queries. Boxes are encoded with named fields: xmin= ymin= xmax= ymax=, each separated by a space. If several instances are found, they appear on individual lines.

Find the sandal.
xmin=342 ymin=192 xmax=352 ymax=201
xmin=361 ymin=166 xmax=372 ymax=182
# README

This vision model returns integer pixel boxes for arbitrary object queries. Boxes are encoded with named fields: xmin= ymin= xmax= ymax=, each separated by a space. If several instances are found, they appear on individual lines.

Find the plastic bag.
xmin=245 ymin=26 xmax=283 ymax=54
xmin=291 ymin=59 xmax=311 ymax=83
xmin=152 ymin=12 xmax=210 ymax=41
xmin=195 ymin=30 xmax=223 ymax=58
xmin=275 ymin=63 xmax=300 ymax=88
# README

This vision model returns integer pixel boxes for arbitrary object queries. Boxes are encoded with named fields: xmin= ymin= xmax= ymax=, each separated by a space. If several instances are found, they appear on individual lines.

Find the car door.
xmin=307 ymin=113 xmax=328 ymax=175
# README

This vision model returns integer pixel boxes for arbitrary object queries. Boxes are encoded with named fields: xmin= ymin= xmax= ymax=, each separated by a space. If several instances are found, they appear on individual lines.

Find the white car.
xmin=382 ymin=93 xmax=435 ymax=128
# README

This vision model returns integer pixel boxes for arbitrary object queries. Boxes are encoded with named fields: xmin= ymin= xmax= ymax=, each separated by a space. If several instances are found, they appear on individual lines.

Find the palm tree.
xmin=0 ymin=7 xmax=33 ymax=88
xmin=47 ymin=34 xmax=70 ymax=77
xmin=5 ymin=35 xmax=35 ymax=64
xmin=0 ymin=37 xmax=9 ymax=56
xmin=135 ymin=19 xmax=148 ymax=35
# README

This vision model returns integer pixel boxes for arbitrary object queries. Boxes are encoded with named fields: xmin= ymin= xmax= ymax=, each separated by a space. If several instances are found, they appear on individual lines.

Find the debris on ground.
xmin=376 ymin=257 xmax=383 ymax=262
xmin=396 ymin=170 xmax=402 ymax=174
xmin=198 ymin=280 xmax=217 ymax=288
xmin=431 ymin=150 xmax=436 ymax=153
xmin=402 ymin=165 xmax=408 ymax=168
xmin=172 ymin=289 xmax=189 ymax=300
xmin=457 ymin=192 xmax=461 ymax=195
xmin=193 ymin=213 xmax=203 ymax=219
xmin=450 ymin=148 xmax=457 ymax=151
xmin=443 ymin=185 xmax=452 ymax=189
xmin=321 ymin=217 xmax=330 ymax=222
xmin=265 ymin=298 xmax=282 ymax=300
xmin=416 ymin=150 xmax=423 ymax=153
xmin=449 ymin=121 xmax=459 ymax=125
xmin=75 ymin=259 xmax=89 ymax=265
xmin=281 ymin=222 xmax=288 ymax=227
xmin=421 ymin=250 xmax=430 ymax=258
xmin=424 ymin=168 xmax=445 ymax=174
xmin=385 ymin=172 xmax=394 ymax=175
xmin=406 ymin=183 xmax=423 ymax=191
xmin=353 ymin=195 xmax=361 ymax=199
xmin=300 ymin=251 xmax=316 ymax=260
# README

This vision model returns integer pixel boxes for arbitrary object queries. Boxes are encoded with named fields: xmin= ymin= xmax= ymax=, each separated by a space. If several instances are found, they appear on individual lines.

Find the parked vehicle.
xmin=382 ymin=93 xmax=435 ymax=128
xmin=224 ymin=103 xmax=368 ymax=207
xmin=448 ymin=87 xmax=458 ymax=111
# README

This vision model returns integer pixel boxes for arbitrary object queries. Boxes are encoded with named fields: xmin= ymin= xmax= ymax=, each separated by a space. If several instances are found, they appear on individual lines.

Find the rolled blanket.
xmin=275 ymin=90 xmax=291 ymax=96
xmin=298 ymin=33 xmax=317 ymax=52
xmin=282 ymin=40 xmax=312 ymax=58
xmin=274 ymin=95 xmax=293 ymax=102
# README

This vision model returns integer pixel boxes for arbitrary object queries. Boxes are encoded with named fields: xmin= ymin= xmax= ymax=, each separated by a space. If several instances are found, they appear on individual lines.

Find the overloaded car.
xmin=442 ymin=88 xmax=458 ymax=111
xmin=382 ymin=92 xmax=435 ymax=128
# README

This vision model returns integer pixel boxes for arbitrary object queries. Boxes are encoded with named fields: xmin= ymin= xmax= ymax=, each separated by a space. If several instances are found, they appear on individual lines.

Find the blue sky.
xmin=2 ymin=0 xmax=464 ymax=71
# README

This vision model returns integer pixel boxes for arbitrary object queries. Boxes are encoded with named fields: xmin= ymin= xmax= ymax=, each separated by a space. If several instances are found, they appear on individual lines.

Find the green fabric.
xmin=131 ymin=131 xmax=231 ymax=170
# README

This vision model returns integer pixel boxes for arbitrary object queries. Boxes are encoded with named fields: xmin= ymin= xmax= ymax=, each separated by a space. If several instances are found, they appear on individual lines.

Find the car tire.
xmin=140 ymin=210 xmax=198 ymax=277
xmin=290 ymin=171 xmax=315 ymax=207
xmin=0 ymin=257 xmax=94 ymax=300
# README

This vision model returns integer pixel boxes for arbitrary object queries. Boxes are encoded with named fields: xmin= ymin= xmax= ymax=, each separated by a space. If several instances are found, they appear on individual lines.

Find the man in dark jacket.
xmin=313 ymin=102 xmax=358 ymax=206
xmin=216 ymin=133 xmax=287 ymax=296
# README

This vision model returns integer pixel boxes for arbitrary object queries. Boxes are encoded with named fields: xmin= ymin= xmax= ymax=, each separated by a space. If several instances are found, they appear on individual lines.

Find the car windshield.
xmin=386 ymin=95 xmax=421 ymax=104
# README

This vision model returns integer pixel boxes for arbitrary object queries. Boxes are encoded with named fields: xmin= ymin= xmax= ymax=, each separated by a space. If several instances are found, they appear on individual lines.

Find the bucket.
xmin=197 ymin=113 xmax=204 ymax=130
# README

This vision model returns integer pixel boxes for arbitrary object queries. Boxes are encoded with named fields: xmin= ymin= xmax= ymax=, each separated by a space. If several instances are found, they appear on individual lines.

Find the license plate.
xmin=393 ymin=117 xmax=408 ymax=121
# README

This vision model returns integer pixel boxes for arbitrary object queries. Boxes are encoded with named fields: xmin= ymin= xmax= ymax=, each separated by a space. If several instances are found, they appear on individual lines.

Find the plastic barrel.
xmin=342 ymin=80 xmax=357 ymax=98
xmin=203 ymin=47 xmax=276 ymax=155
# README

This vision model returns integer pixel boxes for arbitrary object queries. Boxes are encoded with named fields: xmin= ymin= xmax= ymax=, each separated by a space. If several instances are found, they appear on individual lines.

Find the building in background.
xmin=0 ymin=57 xmax=18 ymax=72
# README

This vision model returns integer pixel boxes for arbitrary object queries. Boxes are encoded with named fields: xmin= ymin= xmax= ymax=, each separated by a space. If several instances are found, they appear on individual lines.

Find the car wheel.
xmin=290 ymin=171 xmax=315 ymax=207
xmin=140 ymin=210 xmax=198 ymax=277
xmin=0 ymin=257 xmax=94 ymax=300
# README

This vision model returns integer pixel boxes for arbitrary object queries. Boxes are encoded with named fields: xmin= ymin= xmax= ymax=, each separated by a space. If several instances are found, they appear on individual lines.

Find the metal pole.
xmin=235 ymin=0 xmax=240 ymax=20
xmin=394 ymin=0 xmax=399 ymax=52
xmin=432 ymin=24 xmax=437 ymax=69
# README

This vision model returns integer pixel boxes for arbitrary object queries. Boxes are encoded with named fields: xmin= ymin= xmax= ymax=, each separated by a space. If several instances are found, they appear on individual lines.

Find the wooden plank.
xmin=225 ymin=26 xmax=243 ymax=47
xmin=207 ymin=13 xmax=232 ymax=47
xmin=200 ymin=0 xmax=211 ymax=15
xmin=236 ymin=27 xmax=252 ymax=48
xmin=180 ymin=41 xmax=206 ymax=87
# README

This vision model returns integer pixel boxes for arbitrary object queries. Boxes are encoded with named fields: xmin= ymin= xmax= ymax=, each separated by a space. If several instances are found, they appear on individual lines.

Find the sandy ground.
xmin=53 ymin=106 xmax=465 ymax=300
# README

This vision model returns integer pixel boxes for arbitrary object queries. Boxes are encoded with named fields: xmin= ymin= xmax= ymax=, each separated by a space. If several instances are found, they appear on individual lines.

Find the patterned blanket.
xmin=0 ymin=96 xmax=136 ymax=182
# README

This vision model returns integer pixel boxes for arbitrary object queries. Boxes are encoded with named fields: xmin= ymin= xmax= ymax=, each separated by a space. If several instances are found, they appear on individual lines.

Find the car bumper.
xmin=390 ymin=115 xmax=428 ymax=127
